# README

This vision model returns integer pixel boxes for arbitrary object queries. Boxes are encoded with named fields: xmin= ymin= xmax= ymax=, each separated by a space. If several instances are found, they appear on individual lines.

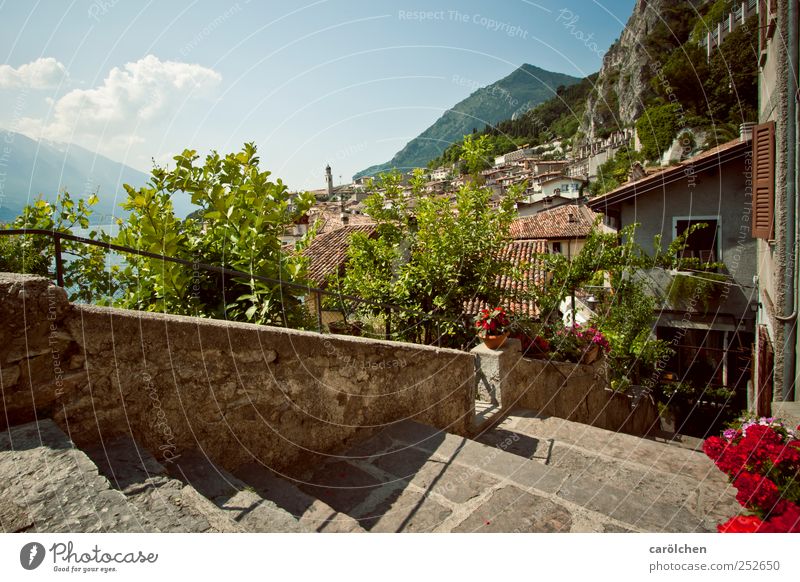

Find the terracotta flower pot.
xmin=482 ymin=332 xmax=509 ymax=350
xmin=581 ymin=343 xmax=601 ymax=364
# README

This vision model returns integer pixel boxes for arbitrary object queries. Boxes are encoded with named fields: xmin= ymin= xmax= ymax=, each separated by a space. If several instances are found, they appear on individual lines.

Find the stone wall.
xmin=506 ymin=357 xmax=659 ymax=436
xmin=0 ymin=274 xmax=475 ymax=477
xmin=473 ymin=339 xmax=659 ymax=436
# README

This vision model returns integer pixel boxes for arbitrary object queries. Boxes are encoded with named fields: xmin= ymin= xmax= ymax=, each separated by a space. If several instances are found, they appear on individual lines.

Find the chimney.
xmin=740 ymin=122 xmax=755 ymax=142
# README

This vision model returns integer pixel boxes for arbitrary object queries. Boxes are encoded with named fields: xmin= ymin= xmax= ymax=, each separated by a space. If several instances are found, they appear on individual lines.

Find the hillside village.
xmin=1 ymin=0 xmax=799 ymax=539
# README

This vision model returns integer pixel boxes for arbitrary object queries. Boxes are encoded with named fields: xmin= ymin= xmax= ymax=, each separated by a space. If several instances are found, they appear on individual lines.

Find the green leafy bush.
xmin=636 ymin=104 xmax=680 ymax=161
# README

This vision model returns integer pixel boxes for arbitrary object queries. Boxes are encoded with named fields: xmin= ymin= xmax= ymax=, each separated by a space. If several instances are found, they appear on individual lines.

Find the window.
xmin=552 ymin=242 xmax=562 ymax=254
xmin=675 ymin=217 xmax=719 ymax=264
xmin=752 ymin=121 xmax=775 ymax=239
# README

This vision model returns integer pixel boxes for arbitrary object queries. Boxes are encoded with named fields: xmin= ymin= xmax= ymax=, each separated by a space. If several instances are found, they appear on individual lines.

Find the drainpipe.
xmin=777 ymin=0 xmax=799 ymax=402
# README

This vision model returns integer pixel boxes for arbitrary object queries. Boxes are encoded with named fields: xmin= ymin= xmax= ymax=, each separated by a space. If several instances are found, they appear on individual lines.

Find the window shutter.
xmin=752 ymin=121 xmax=775 ymax=239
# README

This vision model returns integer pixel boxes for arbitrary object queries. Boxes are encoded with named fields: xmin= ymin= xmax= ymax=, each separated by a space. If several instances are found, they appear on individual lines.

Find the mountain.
xmin=354 ymin=64 xmax=582 ymax=178
xmin=578 ymin=0 xmax=702 ymax=142
xmin=0 ymin=132 xmax=153 ymax=224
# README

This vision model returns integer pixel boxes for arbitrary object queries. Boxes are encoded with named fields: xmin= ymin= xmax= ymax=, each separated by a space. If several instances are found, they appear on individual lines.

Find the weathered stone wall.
xmin=505 ymin=355 xmax=659 ymax=436
xmin=472 ymin=338 xmax=659 ymax=436
xmin=0 ymin=274 xmax=475 ymax=477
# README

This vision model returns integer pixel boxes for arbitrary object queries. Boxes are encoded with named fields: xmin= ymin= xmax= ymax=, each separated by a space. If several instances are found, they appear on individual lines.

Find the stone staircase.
xmin=0 ymin=413 xmax=737 ymax=533
xmin=472 ymin=408 xmax=739 ymax=532
xmin=0 ymin=420 xmax=362 ymax=533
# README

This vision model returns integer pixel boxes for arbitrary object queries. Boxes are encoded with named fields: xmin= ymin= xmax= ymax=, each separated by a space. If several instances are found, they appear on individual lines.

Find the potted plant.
xmin=550 ymin=324 xmax=610 ymax=364
xmin=509 ymin=318 xmax=550 ymax=358
xmin=475 ymin=307 xmax=511 ymax=349
xmin=574 ymin=325 xmax=610 ymax=364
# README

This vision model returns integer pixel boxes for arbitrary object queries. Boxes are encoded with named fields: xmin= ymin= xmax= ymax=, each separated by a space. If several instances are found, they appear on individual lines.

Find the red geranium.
xmin=742 ymin=424 xmax=784 ymax=446
xmin=761 ymin=501 xmax=800 ymax=533
xmin=705 ymin=416 xmax=800 ymax=533
xmin=733 ymin=472 xmax=781 ymax=512
xmin=703 ymin=436 xmax=728 ymax=461
xmin=717 ymin=515 xmax=765 ymax=533
xmin=474 ymin=307 xmax=510 ymax=337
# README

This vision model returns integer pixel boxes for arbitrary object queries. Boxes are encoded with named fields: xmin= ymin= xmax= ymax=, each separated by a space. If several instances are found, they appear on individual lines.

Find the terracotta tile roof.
xmin=463 ymin=239 xmax=548 ymax=317
xmin=308 ymin=202 xmax=374 ymax=234
xmin=510 ymin=204 xmax=601 ymax=240
xmin=303 ymin=224 xmax=376 ymax=287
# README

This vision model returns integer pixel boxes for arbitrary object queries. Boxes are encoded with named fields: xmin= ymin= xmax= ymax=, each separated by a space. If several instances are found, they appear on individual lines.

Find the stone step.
xmin=0 ymin=420 xmax=154 ymax=532
xmin=234 ymin=463 xmax=365 ymax=533
xmin=83 ymin=437 xmax=244 ymax=533
xmin=165 ymin=451 xmax=310 ymax=533
xmin=474 ymin=409 xmax=739 ymax=531
xmin=469 ymin=401 xmax=509 ymax=436
xmin=494 ymin=408 xmax=729 ymax=481
xmin=297 ymin=419 xmax=719 ymax=532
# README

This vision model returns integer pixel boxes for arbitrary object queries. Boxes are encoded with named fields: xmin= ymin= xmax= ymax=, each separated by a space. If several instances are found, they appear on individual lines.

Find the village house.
xmin=510 ymin=202 xmax=605 ymax=257
xmin=588 ymin=132 xmax=758 ymax=410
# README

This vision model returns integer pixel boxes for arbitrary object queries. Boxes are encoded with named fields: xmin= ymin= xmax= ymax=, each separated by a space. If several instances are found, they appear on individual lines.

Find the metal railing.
xmin=0 ymin=228 xmax=457 ymax=341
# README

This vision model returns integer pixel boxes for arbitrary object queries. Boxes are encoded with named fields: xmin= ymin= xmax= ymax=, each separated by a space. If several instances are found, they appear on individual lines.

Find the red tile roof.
xmin=463 ymin=239 xmax=548 ymax=317
xmin=510 ymin=204 xmax=600 ymax=240
xmin=305 ymin=227 xmax=548 ymax=315
xmin=308 ymin=202 xmax=374 ymax=234
xmin=303 ymin=224 xmax=376 ymax=287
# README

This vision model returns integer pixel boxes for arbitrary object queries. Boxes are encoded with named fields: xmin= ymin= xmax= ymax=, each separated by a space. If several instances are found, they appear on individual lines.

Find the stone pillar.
xmin=471 ymin=338 xmax=522 ymax=407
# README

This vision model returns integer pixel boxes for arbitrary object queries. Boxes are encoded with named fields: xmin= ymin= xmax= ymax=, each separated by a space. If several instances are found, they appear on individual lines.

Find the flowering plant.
xmin=703 ymin=416 xmax=800 ymax=533
xmin=474 ymin=307 xmax=510 ymax=337
xmin=573 ymin=325 xmax=611 ymax=353
xmin=550 ymin=324 xmax=611 ymax=362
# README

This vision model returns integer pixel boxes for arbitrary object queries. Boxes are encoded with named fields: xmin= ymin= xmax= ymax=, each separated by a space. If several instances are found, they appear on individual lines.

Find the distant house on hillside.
xmin=527 ymin=175 xmax=584 ymax=203
xmin=515 ymin=194 xmax=576 ymax=217
xmin=306 ymin=202 xmax=373 ymax=235
xmin=588 ymin=134 xmax=757 ymax=408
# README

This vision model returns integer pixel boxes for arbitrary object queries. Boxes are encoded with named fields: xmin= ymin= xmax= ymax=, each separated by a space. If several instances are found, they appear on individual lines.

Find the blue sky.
xmin=0 ymin=0 xmax=635 ymax=190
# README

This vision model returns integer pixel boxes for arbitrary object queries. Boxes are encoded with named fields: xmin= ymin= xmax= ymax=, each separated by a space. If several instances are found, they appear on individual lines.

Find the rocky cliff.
xmin=580 ymin=0 xmax=701 ymax=142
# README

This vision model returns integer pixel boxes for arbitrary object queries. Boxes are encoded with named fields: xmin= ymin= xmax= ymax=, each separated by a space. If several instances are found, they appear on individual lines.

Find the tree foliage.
xmin=334 ymin=171 xmax=523 ymax=346
xmin=0 ymin=191 xmax=114 ymax=302
xmin=524 ymin=222 xmax=715 ymax=387
xmin=590 ymin=146 xmax=644 ymax=196
xmin=636 ymin=103 xmax=680 ymax=161
xmin=111 ymin=143 xmax=316 ymax=326
xmin=1 ymin=144 xmax=318 ymax=327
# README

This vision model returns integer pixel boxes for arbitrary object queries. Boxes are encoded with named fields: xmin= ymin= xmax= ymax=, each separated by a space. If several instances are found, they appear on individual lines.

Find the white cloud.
xmin=19 ymin=55 xmax=221 ymax=149
xmin=0 ymin=57 xmax=68 ymax=89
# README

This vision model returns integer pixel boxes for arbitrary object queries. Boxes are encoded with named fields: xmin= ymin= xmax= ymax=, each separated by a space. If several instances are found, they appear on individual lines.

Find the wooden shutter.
xmin=759 ymin=0 xmax=767 ymax=49
xmin=752 ymin=121 xmax=775 ymax=239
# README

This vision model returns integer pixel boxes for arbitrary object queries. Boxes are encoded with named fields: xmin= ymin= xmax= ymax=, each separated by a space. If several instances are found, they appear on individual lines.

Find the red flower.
xmin=757 ymin=501 xmax=800 ymax=533
xmin=765 ymin=442 xmax=800 ymax=468
xmin=703 ymin=436 xmax=728 ymax=461
xmin=742 ymin=425 xmax=784 ymax=446
xmin=718 ymin=515 xmax=765 ymax=533
xmin=716 ymin=446 xmax=751 ymax=477
xmin=733 ymin=472 xmax=781 ymax=512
